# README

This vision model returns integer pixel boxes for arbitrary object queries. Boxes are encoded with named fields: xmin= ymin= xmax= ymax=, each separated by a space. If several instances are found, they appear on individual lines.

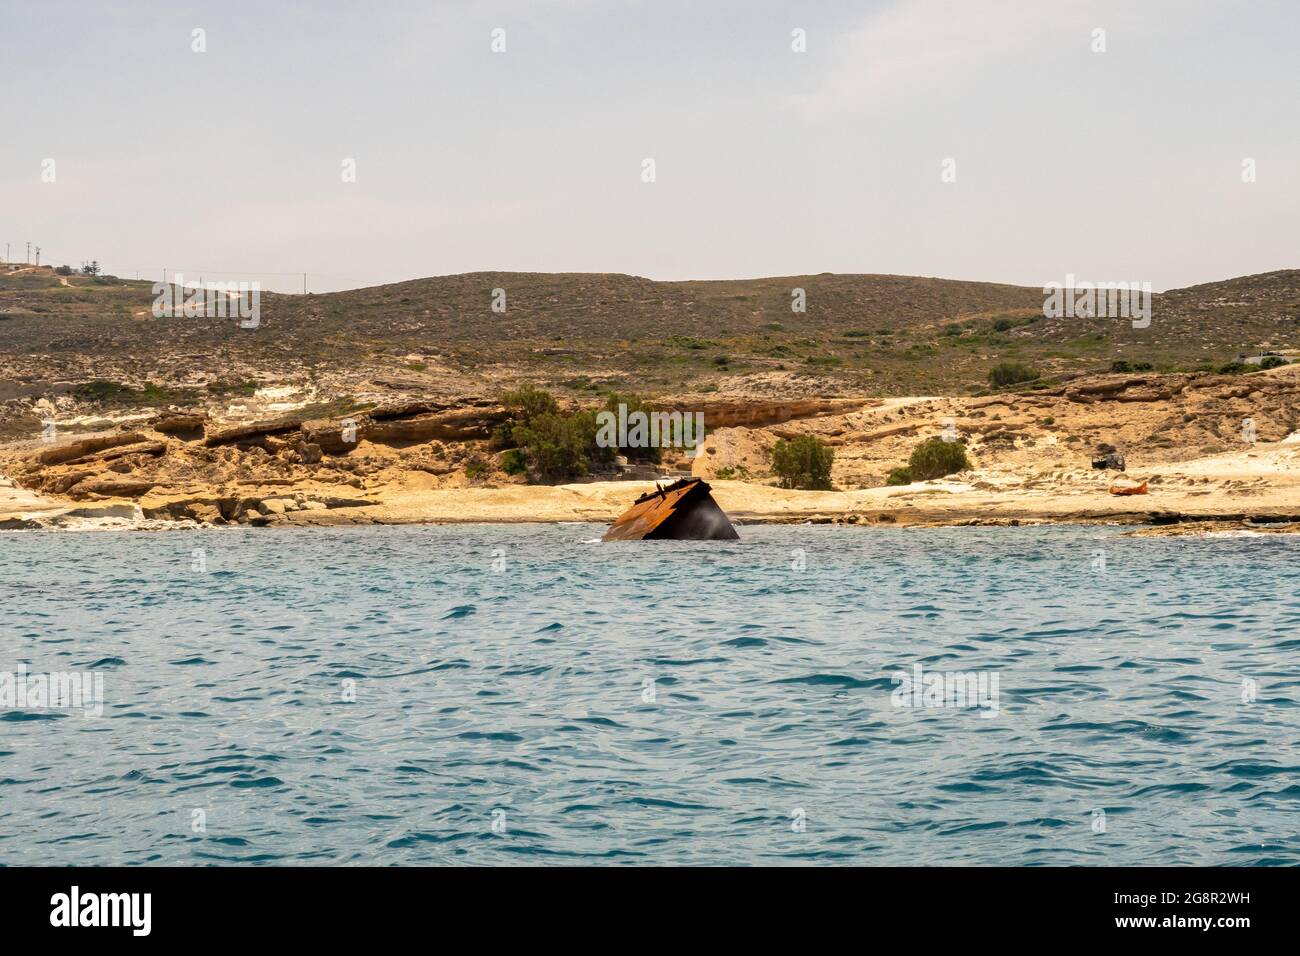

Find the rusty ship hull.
xmin=601 ymin=477 xmax=739 ymax=542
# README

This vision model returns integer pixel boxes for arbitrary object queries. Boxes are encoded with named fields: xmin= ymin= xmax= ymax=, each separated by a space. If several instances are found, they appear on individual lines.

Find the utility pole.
xmin=26 ymin=241 xmax=31 ymax=264
xmin=303 ymin=272 xmax=307 ymax=295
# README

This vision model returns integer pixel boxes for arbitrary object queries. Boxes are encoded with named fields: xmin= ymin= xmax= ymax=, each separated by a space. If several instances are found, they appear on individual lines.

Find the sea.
xmin=2 ymin=524 xmax=1298 ymax=866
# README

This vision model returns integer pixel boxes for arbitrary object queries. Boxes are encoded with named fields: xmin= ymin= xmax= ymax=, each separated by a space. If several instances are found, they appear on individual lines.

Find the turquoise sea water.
xmin=2 ymin=524 xmax=1298 ymax=866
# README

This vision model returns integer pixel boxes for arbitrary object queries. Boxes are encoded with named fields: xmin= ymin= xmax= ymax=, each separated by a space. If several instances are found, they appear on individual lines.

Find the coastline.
xmin=5 ymin=365 xmax=1297 ymax=535
xmin=5 ymin=470 xmax=1298 ymax=534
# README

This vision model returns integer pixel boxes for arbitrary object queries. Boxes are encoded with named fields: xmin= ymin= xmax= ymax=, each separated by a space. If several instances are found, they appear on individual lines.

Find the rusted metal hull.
xmin=602 ymin=477 xmax=739 ymax=541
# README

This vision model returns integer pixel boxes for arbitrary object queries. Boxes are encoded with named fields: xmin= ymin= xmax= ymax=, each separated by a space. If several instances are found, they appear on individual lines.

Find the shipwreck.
xmin=602 ymin=477 xmax=739 ymax=542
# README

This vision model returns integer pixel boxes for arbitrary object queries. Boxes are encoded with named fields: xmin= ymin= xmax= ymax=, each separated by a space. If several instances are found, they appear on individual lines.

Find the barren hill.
xmin=2 ymin=264 xmax=1298 ymax=440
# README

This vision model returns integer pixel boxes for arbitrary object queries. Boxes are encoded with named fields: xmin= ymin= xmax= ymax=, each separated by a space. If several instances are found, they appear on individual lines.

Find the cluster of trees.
xmin=492 ymin=387 xmax=659 ymax=481
xmin=54 ymin=261 xmax=100 ymax=276
xmin=494 ymin=386 xmax=846 ymax=491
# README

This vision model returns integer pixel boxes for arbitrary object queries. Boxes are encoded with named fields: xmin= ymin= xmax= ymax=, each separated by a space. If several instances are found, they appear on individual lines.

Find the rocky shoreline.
xmin=3 ymin=366 xmax=1298 ymax=535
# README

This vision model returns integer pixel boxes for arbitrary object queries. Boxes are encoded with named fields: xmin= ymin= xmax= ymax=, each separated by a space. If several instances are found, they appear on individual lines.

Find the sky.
xmin=2 ymin=0 xmax=1297 ymax=293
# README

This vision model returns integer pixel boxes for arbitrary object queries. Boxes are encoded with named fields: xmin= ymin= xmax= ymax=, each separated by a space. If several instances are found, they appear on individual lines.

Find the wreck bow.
xmin=602 ymin=477 xmax=739 ymax=542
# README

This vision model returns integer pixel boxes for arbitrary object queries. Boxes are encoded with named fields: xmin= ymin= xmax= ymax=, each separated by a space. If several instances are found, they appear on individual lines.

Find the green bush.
xmin=501 ymin=385 xmax=558 ymax=420
xmin=1112 ymin=359 xmax=1155 ymax=373
xmin=510 ymin=409 xmax=611 ymax=480
xmin=492 ymin=387 xmax=556 ymax=450
xmin=601 ymin=392 xmax=661 ymax=462
xmin=713 ymin=465 xmax=753 ymax=481
xmin=73 ymin=380 xmax=197 ymax=405
xmin=906 ymin=437 xmax=971 ymax=481
xmin=885 ymin=466 xmax=914 ymax=485
xmin=1217 ymin=362 xmax=1250 ymax=375
xmin=988 ymin=362 xmax=1040 ymax=388
xmin=1259 ymin=355 xmax=1289 ymax=370
xmin=992 ymin=318 xmax=1014 ymax=332
xmin=494 ymin=386 xmax=605 ymax=480
xmin=770 ymin=435 xmax=833 ymax=490
xmin=500 ymin=448 xmax=526 ymax=475
xmin=666 ymin=335 xmax=714 ymax=350
xmin=494 ymin=387 xmax=670 ymax=480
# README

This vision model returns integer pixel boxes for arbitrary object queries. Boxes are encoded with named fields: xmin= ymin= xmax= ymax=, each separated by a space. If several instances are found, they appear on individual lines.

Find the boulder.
xmin=37 ymin=432 xmax=148 ymax=466
xmin=302 ymin=407 xmax=507 ymax=453
xmin=68 ymin=477 xmax=157 ymax=498
xmin=204 ymin=418 xmax=303 ymax=447
xmin=59 ymin=440 xmax=166 ymax=467
xmin=151 ymin=412 xmax=207 ymax=438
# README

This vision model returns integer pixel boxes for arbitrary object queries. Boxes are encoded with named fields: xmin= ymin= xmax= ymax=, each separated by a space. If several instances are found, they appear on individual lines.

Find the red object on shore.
xmin=1109 ymin=480 xmax=1149 ymax=496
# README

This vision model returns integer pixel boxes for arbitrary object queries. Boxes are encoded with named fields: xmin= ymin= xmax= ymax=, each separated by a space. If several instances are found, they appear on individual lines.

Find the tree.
xmin=906 ymin=437 xmax=970 ymax=480
xmin=501 ymin=385 xmax=558 ymax=421
xmin=493 ymin=386 xmax=618 ymax=481
xmin=510 ymin=408 xmax=611 ymax=480
xmin=80 ymin=261 xmax=101 ymax=276
xmin=600 ymin=392 xmax=661 ymax=463
xmin=770 ymin=435 xmax=833 ymax=490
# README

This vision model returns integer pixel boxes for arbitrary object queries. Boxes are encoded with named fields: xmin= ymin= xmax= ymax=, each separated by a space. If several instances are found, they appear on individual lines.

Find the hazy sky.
xmin=3 ymin=0 xmax=1297 ymax=292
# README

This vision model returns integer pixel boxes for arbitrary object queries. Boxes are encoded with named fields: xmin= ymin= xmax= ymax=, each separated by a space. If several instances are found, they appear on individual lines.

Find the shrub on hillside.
xmin=988 ymin=362 xmax=1040 ymax=388
xmin=907 ymin=437 xmax=971 ymax=481
xmin=1111 ymin=360 xmax=1155 ymax=373
xmin=1259 ymin=355 xmax=1289 ymax=370
xmin=770 ymin=435 xmax=833 ymax=490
